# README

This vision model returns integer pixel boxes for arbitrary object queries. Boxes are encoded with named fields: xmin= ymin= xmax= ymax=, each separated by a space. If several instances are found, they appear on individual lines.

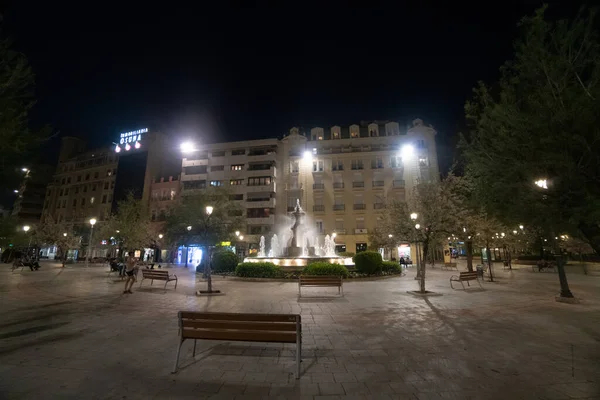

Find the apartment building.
xmin=42 ymin=137 xmax=118 ymax=225
xmin=12 ymin=166 xmax=53 ymax=225
xmin=180 ymin=119 xmax=439 ymax=254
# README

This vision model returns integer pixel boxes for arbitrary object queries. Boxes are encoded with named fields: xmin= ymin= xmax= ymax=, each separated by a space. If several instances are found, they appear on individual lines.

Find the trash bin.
xmin=476 ymin=265 xmax=484 ymax=278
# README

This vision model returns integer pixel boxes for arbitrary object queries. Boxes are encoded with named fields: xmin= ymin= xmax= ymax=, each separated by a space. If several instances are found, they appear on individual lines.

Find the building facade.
xmin=180 ymin=119 xmax=439 ymax=255
xmin=12 ymin=166 xmax=53 ymax=225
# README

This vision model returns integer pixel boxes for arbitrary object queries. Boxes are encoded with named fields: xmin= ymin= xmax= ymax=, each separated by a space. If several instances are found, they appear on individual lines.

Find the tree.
xmin=164 ymin=188 xmax=244 ymax=293
xmin=461 ymin=6 xmax=600 ymax=298
xmin=374 ymin=177 xmax=464 ymax=293
xmin=96 ymin=194 xmax=155 ymax=257
xmin=0 ymin=37 xmax=51 ymax=182
xmin=34 ymin=217 xmax=82 ymax=266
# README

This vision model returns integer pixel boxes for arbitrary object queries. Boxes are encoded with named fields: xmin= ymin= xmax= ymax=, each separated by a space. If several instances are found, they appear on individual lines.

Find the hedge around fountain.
xmin=212 ymin=250 xmax=238 ymax=273
xmin=235 ymin=262 xmax=283 ymax=278
xmin=354 ymin=251 xmax=383 ymax=274
xmin=302 ymin=262 xmax=349 ymax=277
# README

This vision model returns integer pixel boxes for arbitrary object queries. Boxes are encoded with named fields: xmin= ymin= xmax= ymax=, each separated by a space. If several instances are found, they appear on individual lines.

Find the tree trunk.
xmin=552 ymin=236 xmax=574 ymax=298
xmin=419 ymin=240 xmax=429 ymax=293
xmin=466 ymin=240 xmax=473 ymax=272
xmin=204 ymin=246 xmax=213 ymax=293
xmin=184 ymin=246 xmax=189 ymax=268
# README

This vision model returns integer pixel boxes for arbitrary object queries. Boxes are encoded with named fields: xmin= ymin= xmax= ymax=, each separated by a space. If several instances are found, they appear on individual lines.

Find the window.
xmin=371 ymin=157 xmax=384 ymax=169
xmin=247 ymin=176 xmax=272 ymax=186
xmin=183 ymin=180 xmax=206 ymax=190
xmin=170 ymin=190 xmax=176 ymax=200
xmin=72 ymin=199 xmax=77 ymax=207
xmin=374 ymin=194 xmax=385 ymax=209
xmin=104 ymin=181 xmax=109 ymax=190
xmin=229 ymin=194 xmax=243 ymax=201
xmin=416 ymin=139 xmax=427 ymax=149
xmin=312 ymin=160 xmax=324 ymax=172
xmin=85 ymin=174 xmax=90 ymax=180
xmin=83 ymin=186 xmax=87 ymax=193
xmin=391 ymin=156 xmax=402 ymax=168
xmin=351 ymin=159 xmax=364 ymax=170
xmin=65 ymin=188 xmax=69 ymax=196
xmin=290 ymin=175 xmax=300 ymax=189
xmin=67 ymin=177 xmax=71 ymax=184
xmin=75 ymin=187 xmax=79 ymax=194
xmin=419 ymin=157 xmax=428 ymax=167
xmin=356 ymin=217 xmax=365 ymax=230
xmin=94 ymin=171 xmax=99 ymax=179
xmin=231 ymin=149 xmax=245 ymax=156
xmin=231 ymin=164 xmax=244 ymax=171
xmin=316 ymin=220 xmax=324 ymax=234
xmin=90 ymin=197 xmax=95 ymax=204
xmin=354 ymin=195 xmax=365 ymax=210
xmin=230 ymin=179 xmax=244 ymax=186
xmin=356 ymin=242 xmax=367 ymax=253
xmin=107 ymin=169 xmax=112 ymax=176
xmin=111 ymin=181 xmax=115 ymax=189
xmin=102 ymin=194 xmax=107 ymax=204
xmin=184 ymin=165 xmax=207 ymax=175
xmin=59 ymin=189 xmax=64 ymax=196
xmin=92 ymin=184 xmax=97 ymax=191
xmin=108 ymin=194 xmax=112 ymax=203
xmin=61 ymin=178 xmax=65 ymax=185
xmin=290 ymin=161 xmax=299 ymax=173
xmin=287 ymin=196 xmax=299 ymax=211
xmin=212 ymin=151 xmax=225 ymax=157
xmin=332 ymin=159 xmax=344 ymax=171
xmin=211 ymin=165 xmax=224 ymax=171
xmin=81 ymin=198 xmax=85 ymax=206
xmin=350 ymin=125 xmax=360 ymax=138
xmin=331 ymin=126 xmax=341 ymax=139
xmin=210 ymin=180 xmax=223 ymax=187
xmin=335 ymin=219 xmax=344 ymax=231
xmin=247 ymin=208 xmax=270 ymax=218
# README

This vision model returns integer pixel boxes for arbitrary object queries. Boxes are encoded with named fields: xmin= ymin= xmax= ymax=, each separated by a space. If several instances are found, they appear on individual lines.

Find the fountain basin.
xmin=242 ymin=256 xmax=354 ymax=269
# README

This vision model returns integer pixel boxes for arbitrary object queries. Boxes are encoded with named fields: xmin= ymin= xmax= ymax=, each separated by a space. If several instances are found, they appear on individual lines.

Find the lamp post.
xmin=23 ymin=225 xmax=32 ymax=257
xmin=198 ymin=205 xmax=220 ymax=295
xmin=85 ymin=218 xmax=97 ymax=268
xmin=185 ymin=226 xmax=192 ymax=268
xmin=388 ymin=234 xmax=393 ymax=260
xmin=410 ymin=213 xmax=420 ymax=278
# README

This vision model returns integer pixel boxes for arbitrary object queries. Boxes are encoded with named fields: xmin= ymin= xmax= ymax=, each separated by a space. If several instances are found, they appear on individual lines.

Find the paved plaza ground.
xmin=0 ymin=261 xmax=599 ymax=400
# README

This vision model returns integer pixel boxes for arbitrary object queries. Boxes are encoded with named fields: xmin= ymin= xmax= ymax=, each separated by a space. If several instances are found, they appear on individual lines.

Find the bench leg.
xmin=151 ymin=279 xmax=154 ymax=286
xmin=172 ymin=338 xmax=185 ymax=374
xmin=193 ymin=339 xmax=197 ymax=357
xmin=164 ymin=280 xmax=169 ymax=291
xmin=341 ymin=284 xmax=344 ymax=297
xmin=460 ymin=281 xmax=465 ymax=290
xmin=450 ymin=278 xmax=454 ymax=289
xmin=174 ymin=278 xmax=178 ymax=290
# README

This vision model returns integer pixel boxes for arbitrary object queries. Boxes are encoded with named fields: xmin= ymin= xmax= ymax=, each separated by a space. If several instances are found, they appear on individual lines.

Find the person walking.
xmin=399 ymin=256 xmax=406 ymax=268
xmin=123 ymin=254 xmax=137 ymax=294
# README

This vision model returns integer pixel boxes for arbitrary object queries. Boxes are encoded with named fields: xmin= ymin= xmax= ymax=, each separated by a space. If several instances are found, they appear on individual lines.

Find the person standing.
xmin=123 ymin=254 xmax=137 ymax=294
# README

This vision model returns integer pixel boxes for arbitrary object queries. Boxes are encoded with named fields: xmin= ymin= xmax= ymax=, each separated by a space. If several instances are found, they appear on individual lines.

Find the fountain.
xmin=244 ymin=200 xmax=353 ymax=268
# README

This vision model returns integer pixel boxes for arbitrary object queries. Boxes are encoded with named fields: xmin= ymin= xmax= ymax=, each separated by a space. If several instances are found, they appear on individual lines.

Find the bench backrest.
xmin=459 ymin=271 xmax=479 ymax=280
xmin=141 ymin=269 xmax=169 ymax=278
xmin=178 ymin=312 xmax=300 ymax=343
xmin=299 ymin=275 xmax=343 ymax=285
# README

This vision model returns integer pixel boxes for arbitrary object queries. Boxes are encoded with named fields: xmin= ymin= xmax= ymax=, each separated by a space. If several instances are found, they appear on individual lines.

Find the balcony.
xmin=333 ymin=204 xmax=345 ymax=211
xmin=246 ymin=215 xmax=275 ymax=225
xmin=374 ymin=203 xmax=386 ymax=210
xmin=313 ymin=205 xmax=325 ymax=212
xmin=372 ymin=180 xmax=385 ymax=188
xmin=287 ymin=206 xmax=295 ymax=212
xmin=334 ymin=229 xmax=346 ymax=234
xmin=352 ymin=181 xmax=365 ymax=189
xmin=247 ymin=166 xmax=276 ymax=177
xmin=247 ymin=151 xmax=276 ymax=162
xmin=393 ymin=180 xmax=406 ymax=188
xmin=246 ymin=198 xmax=276 ymax=208
xmin=333 ymin=182 xmax=344 ymax=190
xmin=181 ymin=172 xmax=207 ymax=181
xmin=287 ymin=183 xmax=303 ymax=191
xmin=355 ymin=228 xmax=368 ymax=234
xmin=313 ymin=183 xmax=324 ymax=190
xmin=353 ymin=204 xmax=366 ymax=210
xmin=246 ymin=182 xmax=276 ymax=193
xmin=182 ymin=158 xmax=208 ymax=167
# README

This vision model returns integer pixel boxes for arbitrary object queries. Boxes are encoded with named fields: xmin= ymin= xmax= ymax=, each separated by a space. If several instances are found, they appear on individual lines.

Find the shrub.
xmin=382 ymin=261 xmax=402 ymax=274
xmin=303 ymin=262 xmax=349 ymax=277
xmin=235 ymin=262 xmax=282 ymax=278
xmin=337 ymin=251 xmax=355 ymax=258
xmin=354 ymin=251 xmax=383 ymax=274
xmin=212 ymin=250 xmax=238 ymax=273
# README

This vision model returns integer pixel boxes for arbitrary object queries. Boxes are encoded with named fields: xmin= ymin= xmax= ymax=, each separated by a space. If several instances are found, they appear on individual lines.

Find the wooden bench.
xmin=441 ymin=262 xmax=458 ymax=271
xmin=139 ymin=269 xmax=177 ymax=290
xmin=450 ymin=271 xmax=482 ymax=290
xmin=532 ymin=261 xmax=556 ymax=272
xmin=172 ymin=312 xmax=302 ymax=378
xmin=298 ymin=275 xmax=343 ymax=297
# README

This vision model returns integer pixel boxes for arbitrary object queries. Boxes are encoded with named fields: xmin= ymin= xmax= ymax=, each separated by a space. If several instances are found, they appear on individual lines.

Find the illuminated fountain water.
xmin=244 ymin=200 xmax=352 ymax=268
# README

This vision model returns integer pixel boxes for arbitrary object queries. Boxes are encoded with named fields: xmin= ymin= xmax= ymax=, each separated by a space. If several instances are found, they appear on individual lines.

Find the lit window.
xmin=90 ymin=197 xmax=95 ymax=204
xmin=210 ymin=180 xmax=223 ymax=187
xmin=231 ymin=164 xmax=244 ymax=171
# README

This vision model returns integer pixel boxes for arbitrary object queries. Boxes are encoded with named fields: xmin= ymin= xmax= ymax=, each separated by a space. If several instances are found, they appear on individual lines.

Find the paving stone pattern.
xmin=0 ymin=261 xmax=599 ymax=399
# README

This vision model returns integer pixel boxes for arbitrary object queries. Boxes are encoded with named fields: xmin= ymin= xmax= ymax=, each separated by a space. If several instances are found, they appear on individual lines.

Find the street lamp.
xmin=519 ymin=225 xmax=524 ymax=230
xmin=63 ymin=232 xmax=68 ymax=237
xmin=235 ymin=231 xmax=240 ymax=237
xmin=23 ymin=225 xmax=32 ymax=256
xmin=22 ymin=167 xmax=29 ymax=172
xmin=534 ymin=179 xmax=548 ymax=189
xmin=85 ymin=218 xmax=97 ymax=268
xmin=332 ymin=232 xmax=337 ymax=239
xmin=410 ymin=212 xmax=418 ymax=221
xmin=180 ymin=141 xmax=197 ymax=154
xmin=239 ymin=235 xmax=244 ymax=240
xmin=187 ymin=226 xmax=192 ymax=231
xmin=205 ymin=206 xmax=214 ymax=216
xmin=400 ymin=144 xmax=415 ymax=160
xmin=158 ymin=234 xmax=163 ymax=239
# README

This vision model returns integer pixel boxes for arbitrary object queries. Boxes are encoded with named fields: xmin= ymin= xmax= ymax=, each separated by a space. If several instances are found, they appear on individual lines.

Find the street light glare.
xmin=332 ymin=232 xmax=337 ymax=238
xmin=534 ymin=179 xmax=548 ymax=189
xmin=415 ymin=224 xmax=421 ymax=229
xmin=239 ymin=235 xmax=244 ymax=240
xmin=13 ymin=189 xmax=18 ymax=193
xmin=89 ymin=218 xmax=97 ymax=226
xmin=303 ymin=150 xmax=312 ymax=161
xmin=21 ymin=167 xmax=29 ymax=172
xmin=519 ymin=225 xmax=524 ymax=230
xmin=388 ymin=234 xmax=393 ymax=238
xmin=23 ymin=225 xmax=30 ymax=232
xmin=400 ymin=144 xmax=414 ymax=160
xmin=180 ymin=142 xmax=197 ymax=153
xmin=187 ymin=226 xmax=192 ymax=231
xmin=158 ymin=234 xmax=163 ymax=239
xmin=235 ymin=231 xmax=240 ymax=237
xmin=206 ymin=206 xmax=214 ymax=216
xmin=410 ymin=212 xmax=418 ymax=221
xmin=63 ymin=232 xmax=68 ymax=237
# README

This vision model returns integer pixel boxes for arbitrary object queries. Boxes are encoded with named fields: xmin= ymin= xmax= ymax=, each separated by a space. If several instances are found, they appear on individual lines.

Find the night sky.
xmin=2 ymin=1 xmax=583 ymax=173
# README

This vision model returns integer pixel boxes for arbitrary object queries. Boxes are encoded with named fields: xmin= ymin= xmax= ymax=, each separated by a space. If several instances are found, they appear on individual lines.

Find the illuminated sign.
xmin=115 ymin=128 xmax=147 ymax=153
xmin=119 ymin=128 xmax=147 ymax=145
xmin=220 ymin=241 xmax=231 ymax=246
